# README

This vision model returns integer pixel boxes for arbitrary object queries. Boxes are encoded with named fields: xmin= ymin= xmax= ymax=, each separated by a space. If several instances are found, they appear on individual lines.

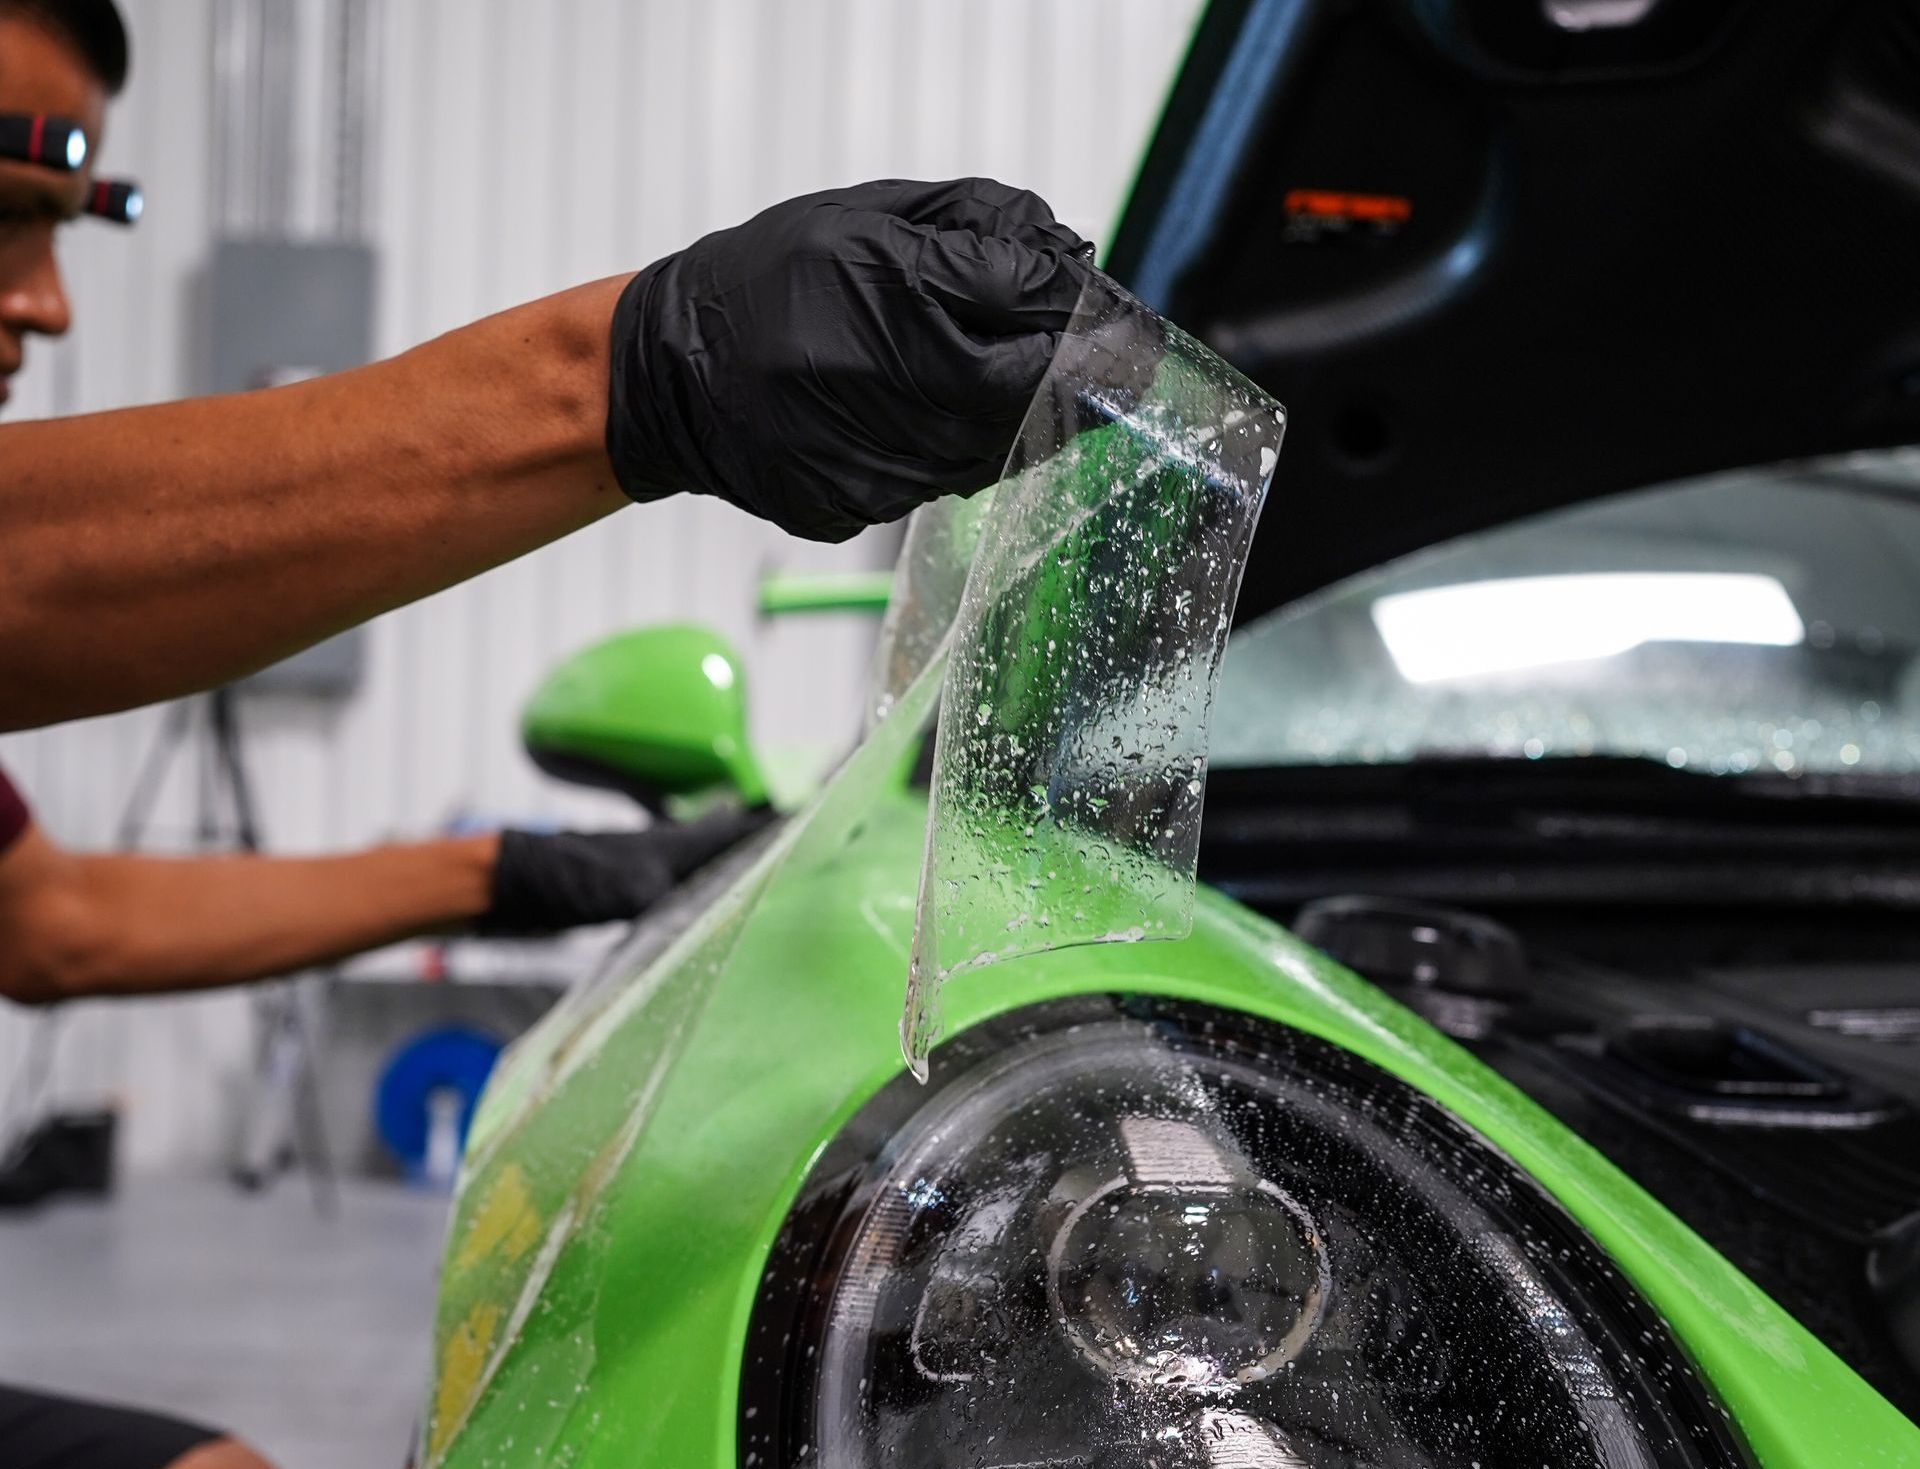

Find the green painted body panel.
xmin=443 ymin=786 xmax=1920 ymax=1469
xmin=519 ymin=624 xmax=768 ymax=806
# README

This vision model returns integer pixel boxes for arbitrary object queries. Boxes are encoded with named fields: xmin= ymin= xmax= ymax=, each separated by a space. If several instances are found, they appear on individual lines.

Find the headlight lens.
xmin=1048 ymin=1136 xmax=1329 ymax=1391
xmin=743 ymin=997 xmax=1744 ymax=1469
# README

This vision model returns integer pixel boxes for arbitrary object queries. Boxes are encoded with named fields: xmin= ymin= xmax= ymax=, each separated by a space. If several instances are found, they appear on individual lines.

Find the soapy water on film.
xmin=418 ymin=274 xmax=1281 ymax=1464
xmin=421 ymin=655 xmax=950 ymax=1466
xmin=900 ymin=275 xmax=1284 ymax=1076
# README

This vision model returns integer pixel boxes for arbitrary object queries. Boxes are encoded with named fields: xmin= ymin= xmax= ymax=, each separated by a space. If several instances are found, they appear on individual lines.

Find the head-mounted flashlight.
xmin=0 ymin=113 xmax=142 ymax=225
xmin=86 ymin=177 xmax=142 ymax=224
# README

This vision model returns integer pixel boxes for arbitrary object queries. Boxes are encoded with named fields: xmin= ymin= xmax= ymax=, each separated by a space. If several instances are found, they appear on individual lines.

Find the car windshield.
xmin=1211 ymin=448 xmax=1920 ymax=777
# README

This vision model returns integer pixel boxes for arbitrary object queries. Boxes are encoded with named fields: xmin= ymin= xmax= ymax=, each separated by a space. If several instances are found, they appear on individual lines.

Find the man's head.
xmin=0 ymin=0 xmax=127 ymax=411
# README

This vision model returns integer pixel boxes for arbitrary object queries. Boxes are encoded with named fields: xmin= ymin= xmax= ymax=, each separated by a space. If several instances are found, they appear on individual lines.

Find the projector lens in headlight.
xmin=1048 ymin=1142 xmax=1329 ymax=1391
xmin=742 ymin=997 xmax=1744 ymax=1469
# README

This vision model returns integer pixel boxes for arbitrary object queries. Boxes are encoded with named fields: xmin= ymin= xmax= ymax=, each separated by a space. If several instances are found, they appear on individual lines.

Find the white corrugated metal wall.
xmin=0 ymin=0 xmax=1203 ymax=1170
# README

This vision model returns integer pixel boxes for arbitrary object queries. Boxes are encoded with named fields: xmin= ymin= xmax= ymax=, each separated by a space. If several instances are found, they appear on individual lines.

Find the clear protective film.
xmin=868 ymin=489 xmax=991 ymax=729
xmin=902 ymin=276 xmax=1285 ymax=1074
xmin=421 ymin=659 xmax=946 ymax=1467
xmin=421 ymin=276 xmax=1279 ymax=1467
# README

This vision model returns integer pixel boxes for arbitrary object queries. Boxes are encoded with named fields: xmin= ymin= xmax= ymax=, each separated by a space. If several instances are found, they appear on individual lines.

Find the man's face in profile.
xmin=0 ymin=14 xmax=105 ymax=413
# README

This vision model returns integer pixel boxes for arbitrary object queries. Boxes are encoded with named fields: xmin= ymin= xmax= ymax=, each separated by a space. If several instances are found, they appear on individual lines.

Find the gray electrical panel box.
xmin=210 ymin=239 xmax=378 ymax=698
xmin=208 ymin=239 xmax=376 ymax=392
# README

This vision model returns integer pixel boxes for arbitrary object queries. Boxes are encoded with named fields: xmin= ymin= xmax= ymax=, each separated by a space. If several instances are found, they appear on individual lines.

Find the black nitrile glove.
xmin=606 ymin=177 xmax=1092 ymax=542
xmin=477 ymin=807 xmax=776 ymax=935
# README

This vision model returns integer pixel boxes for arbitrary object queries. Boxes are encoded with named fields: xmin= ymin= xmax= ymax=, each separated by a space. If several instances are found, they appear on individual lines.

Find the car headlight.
xmin=742 ymin=997 xmax=1745 ymax=1469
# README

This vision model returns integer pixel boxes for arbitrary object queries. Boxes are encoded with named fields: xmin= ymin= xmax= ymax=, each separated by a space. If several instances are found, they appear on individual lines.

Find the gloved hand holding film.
xmin=604 ymin=178 xmax=1092 ymax=542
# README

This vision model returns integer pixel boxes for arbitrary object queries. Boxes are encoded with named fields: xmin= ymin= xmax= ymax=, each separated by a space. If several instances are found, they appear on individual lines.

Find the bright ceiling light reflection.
xmin=700 ymin=652 xmax=735 ymax=690
xmin=1371 ymin=572 xmax=1804 ymax=684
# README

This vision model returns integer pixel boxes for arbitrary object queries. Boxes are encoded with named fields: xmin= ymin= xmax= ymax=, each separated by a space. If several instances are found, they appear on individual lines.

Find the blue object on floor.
xmin=374 ymin=1026 xmax=502 ymax=1183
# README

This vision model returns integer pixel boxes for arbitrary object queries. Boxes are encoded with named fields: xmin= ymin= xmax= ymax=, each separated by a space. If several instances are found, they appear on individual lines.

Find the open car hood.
xmin=1108 ymin=0 xmax=1920 ymax=621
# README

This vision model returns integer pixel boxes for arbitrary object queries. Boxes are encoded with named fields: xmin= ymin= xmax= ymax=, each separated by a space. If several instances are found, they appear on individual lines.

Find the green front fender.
xmin=433 ymin=790 xmax=1920 ymax=1468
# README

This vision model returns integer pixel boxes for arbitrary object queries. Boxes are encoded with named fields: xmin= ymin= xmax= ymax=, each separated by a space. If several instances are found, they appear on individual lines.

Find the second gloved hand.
xmin=606 ymin=177 xmax=1092 ymax=542
xmin=476 ymin=807 xmax=776 ymax=934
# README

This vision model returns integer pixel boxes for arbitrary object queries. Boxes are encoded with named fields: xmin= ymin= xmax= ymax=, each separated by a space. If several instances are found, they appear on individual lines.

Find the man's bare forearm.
xmin=0 ymin=276 xmax=632 ymax=731
xmin=0 ymin=179 xmax=1092 ymax=732
xmin=3 ymin=835 xmax=499 ymax=1002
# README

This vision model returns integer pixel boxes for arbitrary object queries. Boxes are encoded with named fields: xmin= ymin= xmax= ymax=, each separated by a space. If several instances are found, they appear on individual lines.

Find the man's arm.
xmin=0 ymin=278 xmax=629 ymax=732
xmin=0 ymin=821 xmax=499 ymax=1003
xmin=0 ymin=177 xmax=1082 ymax=733
xmin=0 ymin=178 xmax=1088 ymax=734
xmin=0 ymin=805 xmax=772 ymax=1004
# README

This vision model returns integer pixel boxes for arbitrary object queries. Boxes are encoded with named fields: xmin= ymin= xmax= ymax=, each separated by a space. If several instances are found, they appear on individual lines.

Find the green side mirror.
xmin=756 ymin=569 xmax=894 ymax=616
xmin=520 ymin=624 xmax=769 ymax=812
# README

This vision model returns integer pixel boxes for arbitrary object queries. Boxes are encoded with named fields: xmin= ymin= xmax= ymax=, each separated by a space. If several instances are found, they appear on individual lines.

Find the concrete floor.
xmin=0 ymin=1176 xmax=450 ymax=1469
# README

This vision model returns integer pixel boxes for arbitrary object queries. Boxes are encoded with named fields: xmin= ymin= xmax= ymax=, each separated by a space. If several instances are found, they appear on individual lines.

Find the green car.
xmin=424 ymin=2 xmax=1920 ymax=1465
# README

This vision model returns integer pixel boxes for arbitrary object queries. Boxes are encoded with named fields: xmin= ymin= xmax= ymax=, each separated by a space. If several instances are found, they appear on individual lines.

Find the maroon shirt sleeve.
xmin=0 ymin=764 xmax=30 ymax=856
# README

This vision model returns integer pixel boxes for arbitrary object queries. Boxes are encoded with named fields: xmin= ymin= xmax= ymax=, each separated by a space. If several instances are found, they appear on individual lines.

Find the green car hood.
xmin=426 ymin=784 xmax=1920 ymax=1468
